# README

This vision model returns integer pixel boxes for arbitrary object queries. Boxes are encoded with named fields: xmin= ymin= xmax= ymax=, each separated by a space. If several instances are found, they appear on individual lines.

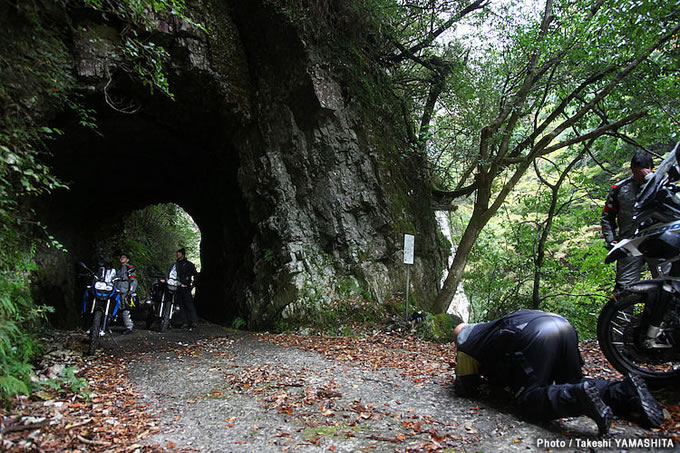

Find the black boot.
xmin=624 ymin=373 xmax=665 ymax=429
xmin=575 ymin=380 xmax=613 ymax=435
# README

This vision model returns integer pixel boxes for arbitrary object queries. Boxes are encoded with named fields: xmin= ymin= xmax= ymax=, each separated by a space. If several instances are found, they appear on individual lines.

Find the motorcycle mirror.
xmin=78 ymin=261 xmax=95 ymax=274
xmin=637 ymin=142 xmax=680 ymax=209
xmin=672 ymin=140 xmax=680 ymax=178
xmin=668 ymin=164 xmax=680 ymax=182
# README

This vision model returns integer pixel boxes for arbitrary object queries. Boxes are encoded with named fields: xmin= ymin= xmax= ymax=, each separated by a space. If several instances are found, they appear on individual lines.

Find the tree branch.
xmin=539 ymin=292 xmax=610 ymax=303
xmin=391 ymin=0 xmax=489 ymax=63
xmin=540 ymin=110 xmax=648 ymax=155
xmin=431 ymin=183 xmax=478 ymax=207
xmin=531 ymin=20 xmax=680 ymax=155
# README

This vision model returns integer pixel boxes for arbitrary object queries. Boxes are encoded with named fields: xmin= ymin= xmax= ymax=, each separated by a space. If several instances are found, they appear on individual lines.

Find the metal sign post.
xmin=403 ymin=234 xmax=414 ymax=320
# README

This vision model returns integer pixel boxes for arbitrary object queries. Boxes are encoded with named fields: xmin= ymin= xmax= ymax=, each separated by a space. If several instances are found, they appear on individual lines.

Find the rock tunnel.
xmin=29 ymin=0 xmax=447 ymax=330
xmin=38 ymin=77 xmax=253 ymax=328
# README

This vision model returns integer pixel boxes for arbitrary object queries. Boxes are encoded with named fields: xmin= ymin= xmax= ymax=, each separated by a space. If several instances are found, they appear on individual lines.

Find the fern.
xmin=0 ymin=246 xmax=48 ymax=400
xmin=0 ymin=375 xmax=30 ymax=397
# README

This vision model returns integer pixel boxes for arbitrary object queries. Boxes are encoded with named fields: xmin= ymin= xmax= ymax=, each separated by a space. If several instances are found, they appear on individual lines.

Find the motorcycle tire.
xmin=160 ymin=300 xmax=172 ymax=332
xmin=597 ymin=290 xmax=680 ymax=386
xmin=87 ymin=310 xmax=103 ymax=355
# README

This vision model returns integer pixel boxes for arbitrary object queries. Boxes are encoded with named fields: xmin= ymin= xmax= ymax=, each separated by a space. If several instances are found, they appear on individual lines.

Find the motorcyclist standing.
xmin=167 ymin=248 xmax=198 ymax=330
xmin=600 ymin=151 xmax=654 ymax=291
xmin=114 ymin=253 xmax=137 ymax=335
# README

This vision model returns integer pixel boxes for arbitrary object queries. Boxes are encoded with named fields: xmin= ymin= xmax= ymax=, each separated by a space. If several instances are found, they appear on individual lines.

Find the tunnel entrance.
xmin=36 ymin=85 xmax=256 ymax=328
xmin=108 ymin=202 xmax=201 ymax=300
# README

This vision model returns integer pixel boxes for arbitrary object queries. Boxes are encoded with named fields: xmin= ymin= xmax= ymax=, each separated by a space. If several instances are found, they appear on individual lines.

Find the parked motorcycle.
xmin=80 ymin=262 xmax=121 ymax=355
xmin=144 ymin=269 xmax=181 ymax=332
xmin=598 ymin=141 xmax=680 ymax=385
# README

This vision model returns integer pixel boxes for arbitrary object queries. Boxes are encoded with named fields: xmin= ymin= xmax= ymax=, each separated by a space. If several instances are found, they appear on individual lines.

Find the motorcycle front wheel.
xmin=87 ymin=310 xmax=104 ymax=355
xmin=160 ymin=298 xmax=172 ymax=332
xmin=597 ymin=291 xmax=680 ymax=386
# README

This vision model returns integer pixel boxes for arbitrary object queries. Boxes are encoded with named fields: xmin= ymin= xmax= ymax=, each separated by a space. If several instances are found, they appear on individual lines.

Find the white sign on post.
xmin=403 ymin=234 xmax=414 ymax=265
xmin=403 ymin=233 xmax=414 ymax=320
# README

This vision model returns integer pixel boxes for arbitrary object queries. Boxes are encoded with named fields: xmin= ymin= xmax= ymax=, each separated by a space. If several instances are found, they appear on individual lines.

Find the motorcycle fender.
xmin=605 ymin=247 xmax=627 ymax=264
xmin=605 ymin=237 xmax=643 ymax=264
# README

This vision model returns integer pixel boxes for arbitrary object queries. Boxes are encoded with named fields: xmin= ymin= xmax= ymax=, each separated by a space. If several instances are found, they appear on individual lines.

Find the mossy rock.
xmin=415 ymin=313 xmax=458 ymax=343
xmin=384 ymin=298 xmax=405 ymax=317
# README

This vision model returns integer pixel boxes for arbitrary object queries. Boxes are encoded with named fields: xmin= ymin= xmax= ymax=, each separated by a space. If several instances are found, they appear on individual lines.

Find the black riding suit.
xmin=600 ymin=176 xmax=655 ymax=289
xmin=169 ymin=258 xmax=198 ymax=327
xmin=456 ymin=310 xmax=638 ymax=420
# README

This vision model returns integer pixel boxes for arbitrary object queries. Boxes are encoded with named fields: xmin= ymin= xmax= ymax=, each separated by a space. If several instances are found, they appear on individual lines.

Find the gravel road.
xmin=98 ymin=321 xmax=672 ymax=452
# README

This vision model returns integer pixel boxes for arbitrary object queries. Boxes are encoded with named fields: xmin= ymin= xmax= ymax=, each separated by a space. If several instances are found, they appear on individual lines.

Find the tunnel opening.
xmin=35 ymin=81 xmax=256 ymax=328
xmin=110 ymin=202 xmax=201 ymax=299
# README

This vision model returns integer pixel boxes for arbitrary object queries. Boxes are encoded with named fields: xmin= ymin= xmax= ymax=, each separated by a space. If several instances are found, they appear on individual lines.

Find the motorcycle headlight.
xmin=94 ymin=281 xmax=109 ymax=291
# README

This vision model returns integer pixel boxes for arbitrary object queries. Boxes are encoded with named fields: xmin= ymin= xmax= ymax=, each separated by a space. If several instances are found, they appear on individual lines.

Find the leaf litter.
xmin=1 ymin=328 xmax=678 ymax=452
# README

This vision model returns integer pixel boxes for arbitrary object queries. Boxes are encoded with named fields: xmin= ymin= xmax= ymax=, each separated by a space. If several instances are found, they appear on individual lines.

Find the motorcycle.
xmin=80 ymin=262 xmax=121 ymax=355
xmin=144 ymin=269 xmax=182 ymax=332
xmin=597 ymin=141 xmax=680 ymax=385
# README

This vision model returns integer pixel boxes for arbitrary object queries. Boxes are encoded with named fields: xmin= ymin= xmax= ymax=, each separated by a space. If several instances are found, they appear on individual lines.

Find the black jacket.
xmin=600 ymin=176 xmax=641 ymax=247
xmin=457 ymin=309 xmax=575 ymax=392
xmin=170 ymin=259 xmax=198 ymax=288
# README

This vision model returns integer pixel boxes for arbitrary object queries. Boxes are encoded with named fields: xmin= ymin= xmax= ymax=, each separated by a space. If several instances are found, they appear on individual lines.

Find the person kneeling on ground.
xmin=452 ymin=309 xmax=665 ymax=435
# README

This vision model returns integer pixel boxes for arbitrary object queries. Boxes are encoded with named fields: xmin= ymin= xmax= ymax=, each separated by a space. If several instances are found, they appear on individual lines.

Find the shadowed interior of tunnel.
xmin=36 ymin=88 xmax=256 ymax=328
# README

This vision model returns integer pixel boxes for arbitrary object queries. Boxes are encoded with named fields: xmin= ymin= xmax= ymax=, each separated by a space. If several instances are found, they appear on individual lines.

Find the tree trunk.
xmin=531 ymin=210 xmax=553 ymax=309
xmin=433 ymin=209 xmax=486 ymax=313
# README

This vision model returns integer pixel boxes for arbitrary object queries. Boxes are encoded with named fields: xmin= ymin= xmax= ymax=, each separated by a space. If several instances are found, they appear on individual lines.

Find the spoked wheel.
xmin=597 ymin=291 xmax=680 ymax=386
xmin=87 ymin=310 xmax=103 ymax=355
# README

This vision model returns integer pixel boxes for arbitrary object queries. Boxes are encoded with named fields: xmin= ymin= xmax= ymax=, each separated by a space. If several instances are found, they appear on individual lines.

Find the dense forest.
xmin=1 ymin=0 xmax=678 ymax=399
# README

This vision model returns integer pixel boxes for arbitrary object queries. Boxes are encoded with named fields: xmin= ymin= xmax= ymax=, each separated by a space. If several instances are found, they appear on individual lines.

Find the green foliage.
xmin=402 ymin=0 xmax=679 ymax=328
xmin=107 ymin=203 xmax=200 ymax=297
xmin=0 ymin=5 xmax=72 ymax=225
xmin=82 ymin=0 xmax=205 ymax=99
xmin=459 ymin=156 xmax=617 ymax=338
xmin=0 ymin=0 xmax=201 ymax=228
xmin=121 ymin=36 xmax=173 ymax=99
xmin=0 ymin=39 xmax=61 ymax=393
xmin=263 ymin=249 xmax=276 ymax=263
xmin=276 ymin=297 xmax=384 ymax=335
xmin=0 ymin=246 xmax=54 ymax=399
xmin=231 ymin=317 xmax=246 ymax=330
xmin=36 ymin=366 xmax=90 ymax=400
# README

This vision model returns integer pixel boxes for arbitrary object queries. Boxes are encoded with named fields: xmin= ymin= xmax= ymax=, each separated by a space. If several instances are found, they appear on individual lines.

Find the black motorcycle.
xmin=598 ymin=141 xmax=680 ymax=385
xmin=79 ymin=262 xmax=121 ymax=355
xmin=144 ymin=270 xmax=181 ymax=332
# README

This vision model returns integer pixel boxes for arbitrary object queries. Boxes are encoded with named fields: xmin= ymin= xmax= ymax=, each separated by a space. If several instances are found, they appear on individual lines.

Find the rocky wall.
xmin=25 ymin=0 xmax=446 ymax=329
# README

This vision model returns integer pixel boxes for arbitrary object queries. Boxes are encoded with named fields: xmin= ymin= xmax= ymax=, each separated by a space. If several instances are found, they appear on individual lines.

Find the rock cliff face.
xmin=28 ymin=0 xmax=446 ymax=329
